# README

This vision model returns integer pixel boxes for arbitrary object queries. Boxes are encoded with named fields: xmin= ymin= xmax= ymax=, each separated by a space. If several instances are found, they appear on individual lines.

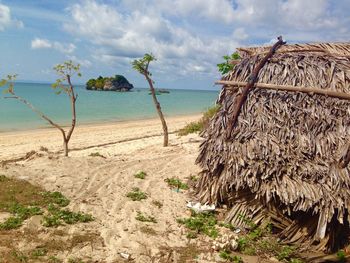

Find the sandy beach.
xmin=0 ymin=114 xmax=202 ymax=161
xmin=0 ymin=114 xmax=221 ymax=262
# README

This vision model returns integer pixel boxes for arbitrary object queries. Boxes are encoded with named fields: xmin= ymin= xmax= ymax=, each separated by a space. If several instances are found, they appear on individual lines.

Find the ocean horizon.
xmin=0 ymin=82 xmax=219 ymax=132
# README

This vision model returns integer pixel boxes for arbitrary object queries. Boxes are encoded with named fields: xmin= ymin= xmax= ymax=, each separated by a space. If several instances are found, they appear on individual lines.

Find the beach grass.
xmin=135 ymin=211 xmax=157 ymax=223
xmin=126 ymin=187 xmax=148 ymax=201
xmin=134 ymin=171 xmax=147 ymax=179
xmin=165 ymin=177 xmax=189 ymax=191
xmin=177 ymin=105 xmax=220 ymax=136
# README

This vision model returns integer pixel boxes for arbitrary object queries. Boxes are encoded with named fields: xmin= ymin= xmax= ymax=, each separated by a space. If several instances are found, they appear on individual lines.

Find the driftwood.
xmin=225 ymin=36 xmax=285 ymax=139
xmin=196 ymin=42 xmax=350 ymax=253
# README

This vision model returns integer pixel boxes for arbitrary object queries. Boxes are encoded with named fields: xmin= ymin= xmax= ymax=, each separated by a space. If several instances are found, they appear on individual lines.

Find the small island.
xmin=86 ymin=75 xmax=134 ymax=92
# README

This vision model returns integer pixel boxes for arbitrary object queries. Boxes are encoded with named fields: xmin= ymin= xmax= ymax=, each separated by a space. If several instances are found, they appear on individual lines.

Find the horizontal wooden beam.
xmin=216 ymin=80 xmax=350 ymax=101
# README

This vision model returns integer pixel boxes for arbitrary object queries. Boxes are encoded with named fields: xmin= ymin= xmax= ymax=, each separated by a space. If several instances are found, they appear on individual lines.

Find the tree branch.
xmin=5 ymin=92 xmax=66 ymax=138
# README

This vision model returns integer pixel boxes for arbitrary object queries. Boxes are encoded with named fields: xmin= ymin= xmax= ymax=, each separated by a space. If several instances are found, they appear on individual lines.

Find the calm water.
xmin=0 ymin=82 xmax=219 ymax=132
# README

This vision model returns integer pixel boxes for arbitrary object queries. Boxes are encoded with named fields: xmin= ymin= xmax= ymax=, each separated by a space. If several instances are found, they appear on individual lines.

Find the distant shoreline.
xmin=0 ymin=111 xmax=203 ymax=134
xmin=0 ymin=112 xmax=202 ymax=135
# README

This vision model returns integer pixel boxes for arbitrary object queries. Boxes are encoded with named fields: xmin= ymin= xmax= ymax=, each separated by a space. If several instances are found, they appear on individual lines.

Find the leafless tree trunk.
xmin=145 ymin=74 xmax=168 ymax=147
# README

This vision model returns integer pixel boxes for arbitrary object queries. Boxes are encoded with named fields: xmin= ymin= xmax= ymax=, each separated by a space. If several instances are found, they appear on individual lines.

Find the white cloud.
xmin=233 ymin=28 xmax=248 ymax=40
xmin=62 ymin=0 xmax=349 ymax=78
xmin=64 ymin=0 xmax=239 ymax=76
xmin=53 ymin=42 xmax=76 ymax=54
xmin=31 ymin=38 xmax=52 ymax=49
xmin=0 ymin=4 xmax=11 ymax=30
xmin=31 ymin=38 xmax=76 ymax=54
xmin=155 ymin=0 xmax=236 ymax=23
xmin=0 ymin=3 xmax=23 ymax=31
xmin=67 ymin=55 xmax=92 ymax=68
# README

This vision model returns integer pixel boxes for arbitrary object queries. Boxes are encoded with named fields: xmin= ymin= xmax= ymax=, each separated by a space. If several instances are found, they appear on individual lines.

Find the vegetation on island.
xmin=132 ymin=53 xmax=169 ymax=147
xmin=0 ymin=61 xmax=81 ymax=157
xmin=86 ymin=74 xmax=133 ymax=91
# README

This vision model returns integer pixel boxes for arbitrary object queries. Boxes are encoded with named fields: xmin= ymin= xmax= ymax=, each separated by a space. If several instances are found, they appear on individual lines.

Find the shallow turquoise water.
xmin=0 ymin=82 xmax=219 ymax=132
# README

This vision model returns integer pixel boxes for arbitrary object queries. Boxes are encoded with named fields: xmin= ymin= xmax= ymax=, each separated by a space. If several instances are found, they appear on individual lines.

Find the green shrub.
xmin=31 ymin=248 xmax=47 ymax=258
xmin=42 ymin=191 xmax=70 ymax=207
xmin=219 ymin=250 xmax=243 ymax=263
xmin=337 ymin=250 xmax=346 ymax=261
xmin=165 ymin=178 xmax=188 ymax=191
xmin=217 ymin=52 xmax=241 ymax=75
xmin=0 ymin=203 xmax=43 ymax=230
xmin=126 ymin=188 xmax=147 ymax=201
xmin=134 ymin=171 xmax=147 ymax=179
xmin=177 ymin=211 xmax=218 ymax=239
xmin=43 ymin=204 xmax=93 ymax=227
xmin=178 ymin=105 xmax=220 ymax=136
xmin=0 ymin=216 xmax=23 ymax=230
xmin=135 ymin=212 xmax=157 ymax=223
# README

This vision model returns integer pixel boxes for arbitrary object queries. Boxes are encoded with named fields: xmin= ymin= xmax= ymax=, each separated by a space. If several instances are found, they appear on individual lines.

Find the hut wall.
xmin=196 ymin=43 xmax=350 ymax=252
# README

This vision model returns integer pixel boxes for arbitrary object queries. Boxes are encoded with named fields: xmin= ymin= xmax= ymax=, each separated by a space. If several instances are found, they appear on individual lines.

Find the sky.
xmin=0 ymin=0 xmax=349 ymax=90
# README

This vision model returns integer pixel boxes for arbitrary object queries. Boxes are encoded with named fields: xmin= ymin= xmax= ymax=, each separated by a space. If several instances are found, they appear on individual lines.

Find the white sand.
xmin=0 ymin=115 xmax=210 ymax=262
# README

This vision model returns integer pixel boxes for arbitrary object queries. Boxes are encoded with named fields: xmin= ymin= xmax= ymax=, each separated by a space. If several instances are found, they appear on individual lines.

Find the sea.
xmin=0 ymin=82 xmax=219 ymax=132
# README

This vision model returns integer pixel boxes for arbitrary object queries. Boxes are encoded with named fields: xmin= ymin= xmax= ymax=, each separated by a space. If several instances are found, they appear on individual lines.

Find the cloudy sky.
xmin=0 ymin=0 xmax=349 ymax=89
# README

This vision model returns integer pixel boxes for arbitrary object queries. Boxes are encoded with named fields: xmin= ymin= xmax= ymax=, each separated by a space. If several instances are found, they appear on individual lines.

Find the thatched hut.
xmin=196 ymin=42 xmax=350 ymax=252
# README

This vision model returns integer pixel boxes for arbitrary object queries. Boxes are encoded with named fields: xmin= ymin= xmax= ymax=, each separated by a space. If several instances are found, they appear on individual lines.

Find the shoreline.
xmin=0 ymin=112 xmax=202 ymax=135
xmin=0 ymin=114 xmax=202 ymax=160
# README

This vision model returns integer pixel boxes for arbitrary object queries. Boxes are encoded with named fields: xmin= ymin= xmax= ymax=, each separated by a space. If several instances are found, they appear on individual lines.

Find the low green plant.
xmin=134 ymin=171 xmax=147 ymax=179
xmin=177 ymin=211 xmax=218 ymax=239
xmin=178 ymin=105 xmax=220 ymax=136
xmin=218 ymin=222 xmax=236 ymax=231
xmin=126 ymin=188 xmax=147 ymax=201
xmin=9 ymin=203 xmax=43 ymax=219
xmin=165 ymin=178 xmax=188 ymax=191
xmin=0 ymin=216 xmax=23 ymax=230
xmin=31 ymin=248 xmax=47 ymax=258
xmin=135 ymin=211 xmax=157 ymax=223
xmin=234 ymin=220 xmax=303 ymax=262
xmin=219 ymin=250 xmax=243 ymax=263
xmin=337 ymin=250 xmax=346 ymax=261
xmin=0 ymin=203 xmax=43 ymax=230
xmin=177 ymin=122 xmax=203 ymax=135
xmin=48 ymin=256 xmax=62 ymax=263
xmin=189 ymin=175 xmax=199 ymax=182
xmin=11 ymin=250 xmax=28 ymax=262
xmin=0 ymin=174 xmax=8 ymax=182
xmin=42 ymin=191 xmax=70 ymax=207
xmin=277 ymin=246 xmax=296 ymax=261
xmin=43 ymin=204 xmax=93 ymax=227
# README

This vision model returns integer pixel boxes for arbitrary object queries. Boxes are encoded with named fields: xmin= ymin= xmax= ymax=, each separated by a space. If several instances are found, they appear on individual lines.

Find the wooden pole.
xmin=216 ymin=81 xmax=350 ymax=101
xmin=225 ymin=36 xmax=286 ymax=139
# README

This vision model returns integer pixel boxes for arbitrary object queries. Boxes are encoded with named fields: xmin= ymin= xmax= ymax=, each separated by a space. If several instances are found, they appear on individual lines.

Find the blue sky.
xmin=0 ymin=0 xmax=349 ymax=90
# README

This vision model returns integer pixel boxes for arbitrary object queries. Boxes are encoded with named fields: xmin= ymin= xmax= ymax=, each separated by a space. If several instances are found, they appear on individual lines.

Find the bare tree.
xmin=132 ymin=54 xmax=168 ymax=147
xmin=1 ymin=61 xmax=81 ymax=156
